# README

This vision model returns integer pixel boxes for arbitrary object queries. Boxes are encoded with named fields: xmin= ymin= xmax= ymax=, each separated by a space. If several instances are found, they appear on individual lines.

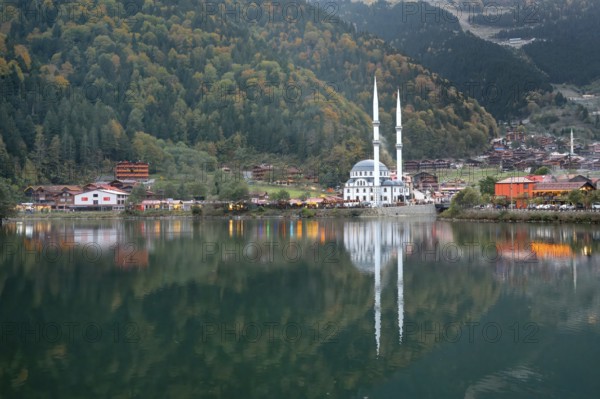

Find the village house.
xmin=249 ymin=192 xmax=269 ymax=205
xmin=252 ymin=164 xmax=274 ymax=181
xmin=505 ymin=129 xmax=525 ymax=143
xmin=588 ymin=143 xmax=600 ymax=155
xmin=74 ymin=188 xmax=129 ymax=211
xmin=439 ymin=179 xmax=467 ymax=198
xmin=403 ymin=160 xmax=420 ymax=172
xmin=412 ymin=171 xmax=439 ymax=193
xmin=286 ymin=166 xmax=303 ymax=182
xmin=581 ymin=158 xmax=600 ymax=170
xmin=555 ymin=174 xmax=594 ymax=184
xmin=23 ymin=185 xmax=83 ymax=210
xmin=532 ymin=182 xmax=596 ymax=201
xmin=114 ymin=161 xmax=149 ymax=181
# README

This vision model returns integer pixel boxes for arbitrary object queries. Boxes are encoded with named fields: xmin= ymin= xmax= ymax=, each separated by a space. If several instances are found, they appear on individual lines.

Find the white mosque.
xmin=343 ymin=77 xmax=410 ymax=206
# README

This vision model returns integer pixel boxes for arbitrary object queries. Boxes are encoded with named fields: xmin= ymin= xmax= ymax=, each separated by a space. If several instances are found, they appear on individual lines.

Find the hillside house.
xmin=115 ymin=161 xmax=149 ymax=181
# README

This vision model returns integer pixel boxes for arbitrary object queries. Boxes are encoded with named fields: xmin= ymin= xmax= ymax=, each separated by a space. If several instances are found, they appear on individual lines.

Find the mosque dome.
xmin=349 ymin=160 xmax=389 ymax=178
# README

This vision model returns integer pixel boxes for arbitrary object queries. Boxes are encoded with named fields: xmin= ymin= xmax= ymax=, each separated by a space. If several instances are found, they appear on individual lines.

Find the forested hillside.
xmin=338 ymin=0 xmax=553 ymax=120
xmin=0 ymin=0 xmax=497 ymax=187
xmin=494 ymin=0 xmax=600 ymax=85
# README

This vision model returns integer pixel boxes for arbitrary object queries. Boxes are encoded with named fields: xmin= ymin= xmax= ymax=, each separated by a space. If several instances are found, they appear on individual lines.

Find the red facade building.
xmin=115 ymin=161 xmax=149 ymax=180
xmin=494 ymin=177 xmax=535 ymax=208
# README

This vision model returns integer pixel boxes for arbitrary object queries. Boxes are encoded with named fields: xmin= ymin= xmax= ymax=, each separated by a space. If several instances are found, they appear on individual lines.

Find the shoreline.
xmin=13 ymin=206 xmax=600 ymax=224
xmin=438 ymin=209 xmax=600 ymax=224
xmin=6 ymin=204 xmax=437 ymax=222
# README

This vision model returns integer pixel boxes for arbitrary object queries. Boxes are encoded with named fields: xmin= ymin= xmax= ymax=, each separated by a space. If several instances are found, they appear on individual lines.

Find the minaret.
xmin=374 ymin=222 xmax=381 ymax=356
xmin=373 ymin=76 xmax=380 ymax=206
xmin=395 ymin=90 xmax=403 ymax=184
xmin=570 ymin=128 xmax=575 ymax=156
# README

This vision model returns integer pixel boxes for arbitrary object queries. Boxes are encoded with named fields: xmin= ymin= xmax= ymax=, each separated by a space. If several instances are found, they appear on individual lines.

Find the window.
xmin=524 ymin=183 xmax=529 ymax=189
xmin=93 ymin=193 xmax=98 ymax=198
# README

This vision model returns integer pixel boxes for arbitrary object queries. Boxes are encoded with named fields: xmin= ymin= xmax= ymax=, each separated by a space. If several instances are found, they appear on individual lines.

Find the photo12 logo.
xmin=0 ymin=1 xmax=141 ymax=25
xmin=198 ymin=80 xmax=340 ymax=107
xmin=1 ymin=80 xmax=141 ymax=107
xmin=197 ymin=1 xmax=339 ymax=25
xmin=200 ymin=321 xmax=339 ymax=343
xmin=0 ymin=321 xmax=142 ymax=344
xmin=404 ymin=321 xmax=540 ymax=344
xmin=399 ymin=1 xmax=542 ymax=25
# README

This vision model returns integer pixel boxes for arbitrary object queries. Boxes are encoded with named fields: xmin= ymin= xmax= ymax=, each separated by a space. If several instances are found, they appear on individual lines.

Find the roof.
xmin=533 ymin=182 xmax=595 ymax=191
xmin=382 ymin=179 xmax=405 ymax=186
xmin=525 ymin=175 xmax=554 ymax=182
xmin=78 ymin=188 xmax=130 ymax=195
xmin=24 ymin=185 xmax=82 ymax=193
xmin=350 ymin=159 xmax=389 ymax=172
xmin=496 ymin=177 xmax=534 ymax=184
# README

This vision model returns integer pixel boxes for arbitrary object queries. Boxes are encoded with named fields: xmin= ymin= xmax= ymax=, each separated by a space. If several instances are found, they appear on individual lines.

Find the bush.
xmin=191 ymin=205 xmax=203 ymax=216
xmin=122 ymin=208 xmax=141 ymax=217
xmin=300 ymin=208 xmax=316 ymax=218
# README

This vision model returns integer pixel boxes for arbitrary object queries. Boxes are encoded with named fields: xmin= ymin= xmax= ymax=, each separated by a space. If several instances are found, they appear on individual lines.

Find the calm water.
xmin=1 ymin=217 xmax=600 ymax=398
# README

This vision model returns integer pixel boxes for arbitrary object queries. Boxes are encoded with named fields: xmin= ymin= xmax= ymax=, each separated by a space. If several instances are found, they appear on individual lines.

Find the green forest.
xmin=494 ymin=0 xmax=600 ymax=85
xmin=337 ymin=0 xmax=554 ymax=120
xmin=0 ymin=0 xmax=497 ymax=188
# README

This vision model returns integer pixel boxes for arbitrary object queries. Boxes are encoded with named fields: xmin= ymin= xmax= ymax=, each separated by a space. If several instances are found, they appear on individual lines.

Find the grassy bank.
xmin=439 ymin=209 xmax=600 ymax=223
xmin=8 ymin=206 xmax=368 ymax=221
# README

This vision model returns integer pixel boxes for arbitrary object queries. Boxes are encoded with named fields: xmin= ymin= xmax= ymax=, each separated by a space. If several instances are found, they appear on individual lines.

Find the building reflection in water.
xmin=343 ymin=220 xmax=410 ymax=356
xmin=13 ymin=221 xmax=150 ymax=268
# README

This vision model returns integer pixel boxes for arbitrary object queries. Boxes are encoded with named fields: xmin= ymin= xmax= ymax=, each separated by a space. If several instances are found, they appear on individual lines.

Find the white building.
xmin=343 ymin=77 xmax=410 ymax=206
xmin=74 ymin=188 xmax=129 ymax=210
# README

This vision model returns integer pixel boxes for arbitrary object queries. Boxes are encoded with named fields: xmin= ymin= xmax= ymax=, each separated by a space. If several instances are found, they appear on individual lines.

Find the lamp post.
xmin=510 ymin=178 xmax=513 ymax=209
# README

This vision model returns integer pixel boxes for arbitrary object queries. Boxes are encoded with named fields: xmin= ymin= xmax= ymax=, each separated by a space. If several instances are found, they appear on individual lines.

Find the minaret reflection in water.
xmin=343 ymin=219 xmax=410 ymax=356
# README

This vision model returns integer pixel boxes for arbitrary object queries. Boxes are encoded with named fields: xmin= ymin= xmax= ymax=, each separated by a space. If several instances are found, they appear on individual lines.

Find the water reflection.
xmin=1 ymin=218 xmax=600 ymax=398
xmin=343 ymin=220 xmax=410 ymax=354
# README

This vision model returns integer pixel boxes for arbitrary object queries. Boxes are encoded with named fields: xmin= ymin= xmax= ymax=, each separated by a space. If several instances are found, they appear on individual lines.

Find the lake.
xmin=1 ymin=217 xmax=599 ymax=398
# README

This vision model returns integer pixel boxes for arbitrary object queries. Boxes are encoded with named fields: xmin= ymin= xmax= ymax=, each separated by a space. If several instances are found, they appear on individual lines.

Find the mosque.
xmin=343 ymin=77 xmax=410 ymax=206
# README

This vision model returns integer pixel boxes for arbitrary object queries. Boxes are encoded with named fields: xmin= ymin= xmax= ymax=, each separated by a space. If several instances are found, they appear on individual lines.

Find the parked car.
xmin=538 ymin=203 xmax=556 ymax=210
xmin=592 ymin=203 xmax=600 ymax=210
xmin=559 ymin=204 xmax=575 ymax=211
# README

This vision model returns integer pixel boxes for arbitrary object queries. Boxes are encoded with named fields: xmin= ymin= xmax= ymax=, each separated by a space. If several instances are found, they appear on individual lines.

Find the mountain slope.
xmin=0 ymin=0 xmax=497 ymax=185
xmin=494 ymin=0 xmax=600 ymax=85
xmin=337 ymin=0 xmax=552 ymax=120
